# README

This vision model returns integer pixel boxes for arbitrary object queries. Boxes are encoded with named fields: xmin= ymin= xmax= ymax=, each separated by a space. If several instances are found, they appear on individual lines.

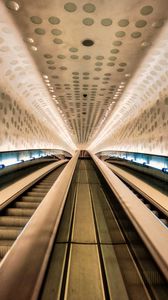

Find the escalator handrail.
xmin=90 ymin=152 xmax=168 ymax=282
xmin=0 ymin=151 xmax=79 ymax=300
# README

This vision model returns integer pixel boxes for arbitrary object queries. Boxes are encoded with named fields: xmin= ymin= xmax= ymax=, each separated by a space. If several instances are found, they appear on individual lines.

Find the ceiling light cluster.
xmin=25 ymin=36 xmax=38 ymax=51
xmin=43 ymin=74 xmax=55 ymax=94
xmin=113 ymin=81 xmax=126 ymax=100
xmin=42 ymin=74 xmax=74 ymax=137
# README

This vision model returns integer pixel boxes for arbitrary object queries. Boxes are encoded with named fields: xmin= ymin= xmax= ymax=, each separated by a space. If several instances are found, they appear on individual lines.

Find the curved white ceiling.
xmin=0 ymin=0 xmax=168 ymax=155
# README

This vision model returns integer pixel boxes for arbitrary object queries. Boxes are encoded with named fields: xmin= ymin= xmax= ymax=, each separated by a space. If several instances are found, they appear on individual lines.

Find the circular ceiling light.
xmin=25 ymin=37 xmax=34 ymax=44
xmin=6 ymin=1 xmax=20 ymax=11
xmin=64 ymin=2 xmax=77 ymax=12
xmin=83 ymin=3 xmax=96 ymax=13
xmin=82 ymin=39 xmax=94 ymax=46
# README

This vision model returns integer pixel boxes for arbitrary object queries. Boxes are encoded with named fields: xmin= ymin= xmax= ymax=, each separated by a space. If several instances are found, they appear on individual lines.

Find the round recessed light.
xmin=53 ymin=38 xmax=63 ymax=44
xmin=52 ymin=75 xmax=59 ymax=79
xmin=83 ymin=3 xmax=96 ymax=13
xmin=152 ymin=19 xmax=164 ymax=28
xmin=60 ymin=66 xmax=67 ymax=70
xmin=119 ymin=62 xmax=127 ymax=67
xmin=140 ymin=5 xmax=153 ymax=15
xmin=57 ymin=54 xmax=66 ymax=59
xmin=34 ymin=28 xmax=46 ymax=35
xmin=135 ymin=20 xmax=147 ymax=28
xmin=44 ymin=54 xmax=53 ymax=58
xmin=125 ymin=73 xmax=131 ymax=78
xmin=83 ymin=18 xmax=94 ymax=26
xmin=83 ymin=55 xmax=91 ymax=60
xmin=141 ymin=41 xmax=152 ymax=47
xmin=25 ymin=37 xmax=34 ymax=44
xmin=115 ymin=31 xmax=126 ymax=37
xmin=69 ymin=47 xmax=78 ymax=52
xmin=112 ymin=40 xmax=122 ymax=46
xmin=46 ymin=60 xmax=55 ymax=64
xmin=6 ymin=1 xmax=20 ymax=11
xmin=111 ymin=48 xmax=119 ymax=54
xmin=109 ymin=56 xmax=117 ymax=61
xmin=101 ymin=18 xmax=112 ymax=26
xmin=95 ymin=62 xmax=103 ymax=66
xmin=31 ymin=46 xmax=38 ymax=51
xmin=48 ymin=66 xmax=56 ymax=70
xmin=48 ymin=16 xmax=60 ymax=25
xmin=51 ymin=29 xmax=62 ymax=36
xmin=131 ymin=31 xmax=142 ymax=38
xmin=82 ymin=39 xmax=94 ymax=46
xmin=118 ymin=19 xmax=129 ymax=27
xmin=107 ymin=62 xmax=115 ymax=66
xmin=30 ymin=16 xmax=42 ymax=24
xmin=96 ymin=55 xmax=104 ymax=60
xmin=71 ymin=55 xmax=79 ymax=59
xmin=64 ymin=2 xmax=77 ymax=12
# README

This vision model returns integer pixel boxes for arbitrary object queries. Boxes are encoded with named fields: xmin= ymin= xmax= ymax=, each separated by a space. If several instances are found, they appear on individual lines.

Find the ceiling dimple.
xmin=30 ymin=16 xmax=42 ymax=24
xmin=51 ymin=29 xmax=62 ymax=36
xmin=34 ymin=28 xmax=45 ymax=35
xmin=101 ymin=18 xmax=112 ymax=26
xmin=83 ymin=3 xmax=96 ymax=13
xmin=48 ymin=16 xmax=60 ymax=24
xmin=83 ymin=18 xmax=94 ymax=26
xmin=5 ymin=0 xmax=168 ymax=146
xmin=116 ymin=31 xmax=127 ymax=38
xmin=118 ymin=19 xmax=129 ymax=27
xmin=64 ymin=2 xmax=77 ymax=12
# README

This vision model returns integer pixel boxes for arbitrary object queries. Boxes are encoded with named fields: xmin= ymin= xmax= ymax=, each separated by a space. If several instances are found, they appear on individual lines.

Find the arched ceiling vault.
xmin=0 ymin=0 xmax=168 ymax=154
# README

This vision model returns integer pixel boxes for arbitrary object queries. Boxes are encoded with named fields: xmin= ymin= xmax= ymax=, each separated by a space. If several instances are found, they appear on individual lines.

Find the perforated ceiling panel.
xmin=2 ymin=0 xmax=168 ymax=150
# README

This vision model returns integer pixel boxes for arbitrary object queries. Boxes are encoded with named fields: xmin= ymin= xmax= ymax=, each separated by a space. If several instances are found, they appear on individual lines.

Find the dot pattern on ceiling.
xmin=89 ymin=27 xmax=168 ymax=156
xmin=0 ymin=90 xmax=60 ymax=150
xmin=4 ymin=0 xmax=168 ymax=150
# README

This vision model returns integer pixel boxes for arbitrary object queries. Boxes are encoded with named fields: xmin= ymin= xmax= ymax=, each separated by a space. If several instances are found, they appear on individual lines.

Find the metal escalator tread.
xmin=0 ymin=240 xmax=14 ymax=246
xmin=5 ymin=208 xmax=35 ymax=217
xmin=26 ymin=192 xmax=47 ymax=197
xmin=0 ymin=246 xmax=11 ymax=258
xmin=0 ymin=229 xmax=21 ymax=239
xmin=14 ymin=202 xmax=39 ymax=209
xmin=0 ymin=216 xmax=29 ymax=227
xmin=31 ymin=188 xmax=49 ymax=192
xmin=0 ymin=163 xmax=66 ymax=261
xmin=20 ymin=196 xmax=42 ymax=202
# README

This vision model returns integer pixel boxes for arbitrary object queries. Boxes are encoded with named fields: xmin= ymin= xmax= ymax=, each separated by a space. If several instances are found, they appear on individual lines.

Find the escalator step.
xmin=26 ymin=192 xmax=47 ymax=197
xmin=0 ymin=216 xmax=29 ymax=226
xmin=5 ymin=208 xmax=35 ymax=217
xmin=14 ymin=202 xmax=39 ymax=209
xmin=0 ymin=229 xmax=21 ymax=240
xmin=0 ymin=246 xmax=11 ymax=258
xmin=20 ymin=196 xmax=43 ymax=202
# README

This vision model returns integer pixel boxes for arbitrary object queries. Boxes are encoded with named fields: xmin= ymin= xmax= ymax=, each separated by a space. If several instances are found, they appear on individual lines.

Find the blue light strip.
xmin=97 ymin=150 xmax=168 ymax=172
xmin=0 ymin=149 xmax=71 ymax=168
